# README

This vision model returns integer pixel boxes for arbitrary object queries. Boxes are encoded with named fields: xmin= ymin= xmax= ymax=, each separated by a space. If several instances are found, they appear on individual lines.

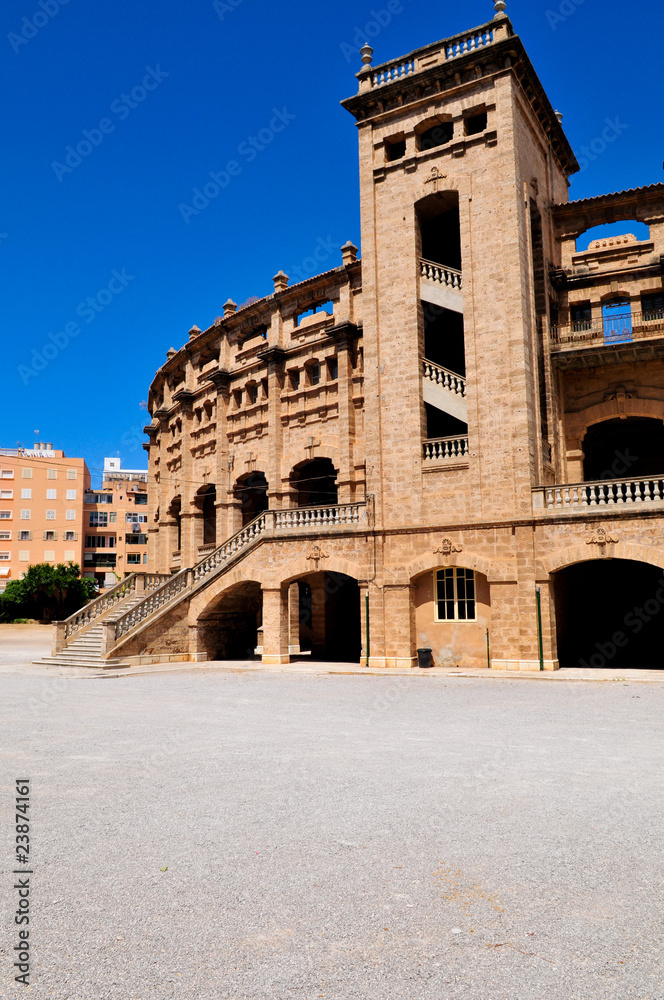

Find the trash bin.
xmin=417 ymin=647 xmax=433 ymax=669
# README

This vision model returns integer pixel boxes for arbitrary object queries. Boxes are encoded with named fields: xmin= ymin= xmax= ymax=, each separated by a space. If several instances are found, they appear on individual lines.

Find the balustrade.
xmin=370 ymin=28 xmax=494 ymax=88
xmin=420 ymin=259 xmax=463 ymax=290
xmin=550 ymin=310 xmax=664 ymax=349
xmin=422 ymin=359 xmax=466 ymax=397
xmin=533 ymin=476 xmax=664 ymax=511
xmin=422 ymin=436 xmax=469 ymax=461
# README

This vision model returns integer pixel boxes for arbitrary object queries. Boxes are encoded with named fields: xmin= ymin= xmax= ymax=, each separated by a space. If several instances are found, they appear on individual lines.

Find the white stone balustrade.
xmin=422 ymin=436 xmax=470 ymax=462
xmin=370 ymin=28 xmax=494 ymax=88
xmin=422 ymin=359 xmax=466 ymax=397
xmin=532 ymin=476 xmax=664 ymax=511
xmin=420 ymin=259 xmax=463 ymax=290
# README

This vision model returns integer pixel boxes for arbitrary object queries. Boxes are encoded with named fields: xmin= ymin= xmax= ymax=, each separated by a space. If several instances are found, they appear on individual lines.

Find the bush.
xmin=0 ymin=563 xmax=96 ymax=624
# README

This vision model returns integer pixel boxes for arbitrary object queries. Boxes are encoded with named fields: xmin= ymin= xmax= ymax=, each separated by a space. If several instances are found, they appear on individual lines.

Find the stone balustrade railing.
xmin=111 ymin=502 xmax=368 ymax=648
xmin=61 ymin=572 xmax=169 ymax=639
xmin=533 ymin=476 xmax=664 ymax=511
xmin=422 ymin=359 xmax=466 ymax=397
xmin=420 ymin=259 xmax=463 ymax=290
xmin=550 ymin=310 xmax=664 ymax=349
xmin=422 ymin=436 xmax=470 ymax=462
xmin=370 ymin=27 xmax=495 ymax=88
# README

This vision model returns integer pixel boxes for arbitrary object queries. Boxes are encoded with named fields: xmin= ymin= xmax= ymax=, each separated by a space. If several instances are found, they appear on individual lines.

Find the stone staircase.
xmin=39 ymin=503 xmax=369 ymax=669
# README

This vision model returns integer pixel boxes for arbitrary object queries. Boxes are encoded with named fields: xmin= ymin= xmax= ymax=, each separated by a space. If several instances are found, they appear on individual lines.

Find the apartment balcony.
xmin=532 ymin=474 xmax=664 ymax=513
xmin=419 ymin=259 xmax=463 ymax=314
xmin=550 ymin=310 xmax=664 ymax=368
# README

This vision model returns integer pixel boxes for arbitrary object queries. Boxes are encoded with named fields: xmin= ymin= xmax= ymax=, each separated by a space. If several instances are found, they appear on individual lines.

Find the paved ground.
xmin=1 ymin=642 xmax=664 ymax=999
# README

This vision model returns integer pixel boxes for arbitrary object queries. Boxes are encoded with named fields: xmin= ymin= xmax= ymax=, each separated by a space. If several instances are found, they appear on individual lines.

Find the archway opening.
xmin=296 ymin=571 xmax=361 ymax=662
xmin=292 ymin=459 xmax=338 ymax=508
xmin=553 ymin=560 xmax=664 ymax=668
xmin=235 ymin=471 xmax=269 ymax=526
xmin=417 ymin=190 xmax=461 ymax=271
xmin=197 ymin=581 xmax=262 ymax=660
xmin=583 ymin=418 xmax=664 ymax=481
xmin=199 ymin=485 xmax=217 ymax=545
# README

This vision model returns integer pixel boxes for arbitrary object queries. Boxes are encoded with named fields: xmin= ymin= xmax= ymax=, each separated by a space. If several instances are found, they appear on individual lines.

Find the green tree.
xmin=0 ymin=563 xmax=96 ymax=623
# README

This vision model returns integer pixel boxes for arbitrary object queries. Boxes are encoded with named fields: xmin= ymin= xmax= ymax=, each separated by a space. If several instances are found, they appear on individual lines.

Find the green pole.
xmin=535 ymin=585 xmax=544 ymax=671
xmin=365 ymin=593 xmax=370 ymax=667
xmin=486 ymin=627 xmax=491 ymax=670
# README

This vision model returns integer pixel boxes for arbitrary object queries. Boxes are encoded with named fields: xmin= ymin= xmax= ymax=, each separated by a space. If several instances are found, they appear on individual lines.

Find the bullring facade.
xmin=50 ymin=3 xmax=664 ymax=671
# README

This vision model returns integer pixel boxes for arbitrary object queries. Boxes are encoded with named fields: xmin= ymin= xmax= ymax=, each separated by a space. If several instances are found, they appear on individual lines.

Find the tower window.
xmin=464 ymin=110 xmax=488 ymax=135
xmin=385 ymin=136 xmax=406 ymax=162
xmin=418 ymin=120 xmax=454 ymax=152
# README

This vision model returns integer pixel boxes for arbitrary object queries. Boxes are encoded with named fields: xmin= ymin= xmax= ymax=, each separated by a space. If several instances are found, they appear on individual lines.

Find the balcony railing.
xmin=550 ymin=310 xmax=664 ymax=350
xmin=423 ymin=436 xmax=469 ymax=462
xmin=370 ymin=26 xmax=495 ymax=88
xmin=422 ymin=359 xmax=466 ymax=396
xmin=420 ymin=259 xmax=463 ymax=291
xmin=533 ymin=475 xmax=664 ymax=511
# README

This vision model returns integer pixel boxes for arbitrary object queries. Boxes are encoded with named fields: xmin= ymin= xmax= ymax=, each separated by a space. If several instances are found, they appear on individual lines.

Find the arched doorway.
xmin=235 ymin=472 xmax=269 ymax=526
xmin=583 ymin=418 xmax=664 ymax=481
xmin=199 ymin=485 xmax=217 ymax=546
xmin=292 ymin=459 xmax=338 ymax=508
xmin=553 ymin=560 xmax=664 ymax=668
xmin=296 ymin=571 xmax=361 ymax=662
xmin=412 ymin=566 xmax=490 ymax=668
xmin=197 ymin=581 xmax=262 ymax=660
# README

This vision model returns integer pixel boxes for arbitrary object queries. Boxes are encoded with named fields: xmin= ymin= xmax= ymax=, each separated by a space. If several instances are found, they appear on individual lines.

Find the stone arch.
xmin=276 ymin=552 xmax=368 ymax=591
xmin=566 ymin=396 xmax=664 ymax=441
xmin=538 ymin=542 xmax=664 ymax=578
xmin=403 ymin=549 xmax=511 ymax=586
xmin=189 ymin=561 xmax=271 ymax=622
xmin=289 ymin=456 xmax=339 ymax=507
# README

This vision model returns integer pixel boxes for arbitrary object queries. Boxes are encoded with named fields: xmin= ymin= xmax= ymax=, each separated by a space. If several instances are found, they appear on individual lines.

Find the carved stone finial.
xmin=360 ymin=42 xmax=373 ymax=66
xmin=341 ymin=240 xmax=358 ymax=265
xmin=494 ymin=0 xmax=507 ymax=17
xmin=188 ymin=325 xmax=201 ymax=340
xmin=273 ymin=270 xmax=289 ymax=293
xmin=223 ymin=298 xmax=237 ymax=317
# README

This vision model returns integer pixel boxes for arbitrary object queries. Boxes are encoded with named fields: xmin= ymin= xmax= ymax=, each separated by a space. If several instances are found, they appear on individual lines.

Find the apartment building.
xmin=0 ymin=443 xmax=89 ymax=590
xmin=50 ymin=3 xmax=664 ymax=670
xmin=82 ymin=459 xmax=149 ymax=588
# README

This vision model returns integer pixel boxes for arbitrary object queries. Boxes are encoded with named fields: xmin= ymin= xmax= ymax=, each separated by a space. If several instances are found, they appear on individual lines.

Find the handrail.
xmin=62 ymin=572 xmax=171 ymax=639
xmin=422 ymin=359 xmax=466 ymax=396
xmin=112 ymin=502 xmax=369 ymax=645
xmin=550 ymin=309 xmax=664 ymax=348
xmin=370 ymin=25 xmax=495 ymax=88
xmin=420 ymin=259 xmax=463 ymax=290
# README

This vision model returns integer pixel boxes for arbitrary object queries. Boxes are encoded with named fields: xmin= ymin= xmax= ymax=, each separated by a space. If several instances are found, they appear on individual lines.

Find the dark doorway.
xmin=554 ymin=560 xmax=664 ymax=668
xmin=169 ymin=496 xmax=182 ymax=550
xmin=583 ymin=418 xmax=664 ymax=481
xmin=423 ymin=304 xmax=465 ymax=376
xmin=297 ymin=572 xmax=361 ymax=662
xmin=200 ymin=485 xmax=217 ymax=545
xmin=235 ymin=472 xmax=269 ymax=526
xmin=200 ymin=581 xmax=262 ymax=660
xmin=293 ymin=459 xmax=338 ymax=508
xmin=418 ymin=191 xmax=461 ymax=271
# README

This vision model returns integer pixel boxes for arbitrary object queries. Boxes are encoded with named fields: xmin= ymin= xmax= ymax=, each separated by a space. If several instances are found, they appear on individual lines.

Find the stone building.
xmin=52 ymin=2 xmax=664 ymax=669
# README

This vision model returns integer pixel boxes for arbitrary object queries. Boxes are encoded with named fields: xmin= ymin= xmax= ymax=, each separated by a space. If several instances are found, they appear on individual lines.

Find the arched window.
xmin=292 ymin=459 xmax=338 ymax=508
xmin=234 ymin=472 xmax=269 ymax=526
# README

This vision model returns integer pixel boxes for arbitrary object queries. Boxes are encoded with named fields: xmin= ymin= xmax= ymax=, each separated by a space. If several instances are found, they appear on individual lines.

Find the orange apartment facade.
xmin=0 ymin=444 xmax=88 ymax=589
xmin=83 ymin=459 xmax=149 ymax=588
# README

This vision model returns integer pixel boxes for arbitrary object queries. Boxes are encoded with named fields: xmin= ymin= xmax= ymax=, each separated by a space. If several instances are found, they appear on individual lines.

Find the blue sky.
xmin=1 ymin=0 xmax=661 ymax=485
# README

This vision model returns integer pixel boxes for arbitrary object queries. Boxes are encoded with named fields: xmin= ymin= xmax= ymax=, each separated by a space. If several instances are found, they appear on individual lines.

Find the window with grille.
xmin=571 ymin=301 xmax=592 ymax=332
xmin=435 ymin=568 xmax=476 ymax=621
xmin=641 ymin=291 xmax=664 ymax=321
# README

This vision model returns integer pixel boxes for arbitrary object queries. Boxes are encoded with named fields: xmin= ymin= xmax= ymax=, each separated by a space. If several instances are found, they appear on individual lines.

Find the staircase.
xmin=40 ymin=502 xmax=369 ymax=668
xmin=38 ymin=596 xmax=147 ymax=669
xmin=422 ymin=358 xmax=467 ymax=423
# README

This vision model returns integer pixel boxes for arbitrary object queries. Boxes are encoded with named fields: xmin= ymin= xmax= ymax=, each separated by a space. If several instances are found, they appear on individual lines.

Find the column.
xmin=261 ymin=586 xmax=290 ymax=664
xmin=288 ymin=582 xmax=300 ymax=655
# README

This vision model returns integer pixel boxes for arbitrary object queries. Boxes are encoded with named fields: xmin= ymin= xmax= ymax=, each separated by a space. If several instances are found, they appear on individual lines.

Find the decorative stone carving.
xmin=433 ymin=538 xmax=463 ymax=557
xmin=605 ymin=386 xmax=637 ymax=417
xmin=586 ymin=526 xmax=620 ymax=548
xmin=306 ymin=545 xmax=329 ymax=570
xmin=424 ymin=166 xmax=447 ymax=193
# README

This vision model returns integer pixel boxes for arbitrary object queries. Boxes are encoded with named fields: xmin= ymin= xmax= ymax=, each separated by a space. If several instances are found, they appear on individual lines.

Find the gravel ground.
xmin=1 ymin=668 xmax=663 ymax=999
